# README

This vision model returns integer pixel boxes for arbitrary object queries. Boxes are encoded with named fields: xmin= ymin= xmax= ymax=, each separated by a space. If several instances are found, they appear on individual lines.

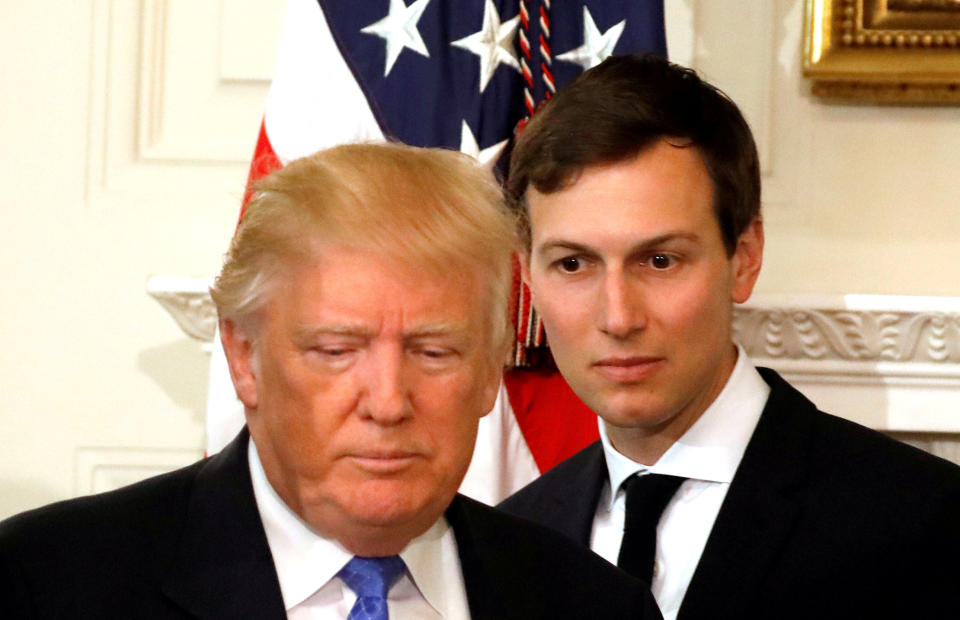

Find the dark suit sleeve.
xmin=449 ymin=494 xmax=662 ymax=619
xmin=0 ymin=519 xmax=39 ymax=618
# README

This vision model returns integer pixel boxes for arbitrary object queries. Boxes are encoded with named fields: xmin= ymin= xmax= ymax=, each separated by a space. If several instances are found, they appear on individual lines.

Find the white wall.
xmin=1 ymin=1 xmax=957 ymax=517
xmin=670 ymin=1 xmax=960 ymax=297
xmin=0 ymin=1 xmax=283 ymax=517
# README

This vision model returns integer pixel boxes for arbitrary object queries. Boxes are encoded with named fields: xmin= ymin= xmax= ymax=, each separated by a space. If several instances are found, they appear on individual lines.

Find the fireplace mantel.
xmin=148 ymin=276 xmax=960 ymax=436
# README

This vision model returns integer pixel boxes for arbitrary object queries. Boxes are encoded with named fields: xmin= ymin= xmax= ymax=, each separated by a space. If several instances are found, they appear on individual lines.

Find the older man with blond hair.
xmin=0 ymin=142 xmax=661 ymax=619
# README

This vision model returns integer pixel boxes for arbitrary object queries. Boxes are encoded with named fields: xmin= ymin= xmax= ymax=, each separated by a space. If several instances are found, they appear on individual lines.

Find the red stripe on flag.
xmin=240 ymin=118 xmax=284 ymax=221
xmin=504 ymin=368 xmax=599 ymax=473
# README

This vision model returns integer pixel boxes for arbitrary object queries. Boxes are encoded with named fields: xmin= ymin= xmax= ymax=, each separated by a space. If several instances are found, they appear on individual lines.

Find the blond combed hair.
xmin=211 ymin=142 xmax=517 ymax=360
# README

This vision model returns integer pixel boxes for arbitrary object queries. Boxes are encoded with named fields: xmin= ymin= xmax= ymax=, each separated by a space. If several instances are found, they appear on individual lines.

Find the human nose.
xmin=598 ymin=270 xmax=644 ymax=339
xmin=361 ymin=346 xmax=410 ymax=425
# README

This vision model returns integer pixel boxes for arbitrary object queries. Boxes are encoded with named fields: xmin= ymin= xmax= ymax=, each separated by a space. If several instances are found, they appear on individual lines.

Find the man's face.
xmin=222 ymin=246 xmax=500 ymax=554
xmin=521 ymin=140 xmax=762 ymax=460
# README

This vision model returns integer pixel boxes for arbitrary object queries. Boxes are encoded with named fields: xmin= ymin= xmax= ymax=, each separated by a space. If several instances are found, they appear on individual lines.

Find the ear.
xmin=477 ymin=360 xmax=502 ymax=420
xmin=219 ymin=318 xmax=259 ymax=409
xmin=731 ymin=217 xmax=764 ymax=304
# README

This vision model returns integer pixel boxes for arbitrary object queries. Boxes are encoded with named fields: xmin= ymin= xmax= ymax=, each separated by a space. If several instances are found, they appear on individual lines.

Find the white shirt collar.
xmin=600 ymin=347 xmax=770 ymax=509
xmin=247 ymin=438 xmax=454 ymax=614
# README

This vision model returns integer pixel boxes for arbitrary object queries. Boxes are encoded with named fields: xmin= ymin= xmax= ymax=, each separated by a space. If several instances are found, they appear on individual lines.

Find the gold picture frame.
xmin=803 ymin=0 xmax=960 ymax=103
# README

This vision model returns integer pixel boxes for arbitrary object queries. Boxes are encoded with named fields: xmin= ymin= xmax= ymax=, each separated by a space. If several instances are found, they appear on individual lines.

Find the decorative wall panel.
xmin=85 ymin=0 xmax=284 ymax=202
xmin=75 ymin=446 xmax=202 ymax=496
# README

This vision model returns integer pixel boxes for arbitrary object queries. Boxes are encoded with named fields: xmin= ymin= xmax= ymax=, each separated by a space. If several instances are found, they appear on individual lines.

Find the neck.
xmin=303 ymin=500 xmax=448 ymax=558
xmin=336 ymin=529 xmax=414 ymax=557
xmin=603 ymin=423 xmax=685 ymax=466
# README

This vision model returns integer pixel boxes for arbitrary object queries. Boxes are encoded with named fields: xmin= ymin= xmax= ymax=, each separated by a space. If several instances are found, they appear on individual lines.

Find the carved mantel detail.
xmin=733 ymin=305 xmax=960 ymax=364
xmin=148 ymin=279 xmax=960 ymax=371
xmin=147 ymin=276 xmax=217 ymax=342
xmin=147 ymin=280 xmax=960 ymax=434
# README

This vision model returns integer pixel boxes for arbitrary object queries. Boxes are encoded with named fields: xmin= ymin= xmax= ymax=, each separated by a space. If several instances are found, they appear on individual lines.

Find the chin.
xmin=351 ymin=480 xmax=452 ymax=527
xmin=594 ymin=394 xmax=678 ymax=431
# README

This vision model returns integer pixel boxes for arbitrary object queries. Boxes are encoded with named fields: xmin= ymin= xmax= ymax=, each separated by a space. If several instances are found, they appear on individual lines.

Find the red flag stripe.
xmin=240 ymin=118 xmax=283 ymax=221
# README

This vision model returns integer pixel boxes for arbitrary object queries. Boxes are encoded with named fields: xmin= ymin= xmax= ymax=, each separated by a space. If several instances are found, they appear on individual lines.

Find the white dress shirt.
xmin=590 ymin=348 xmax=770 ymax=620
xmin=248 ymin=439 xmax=472 ymax=619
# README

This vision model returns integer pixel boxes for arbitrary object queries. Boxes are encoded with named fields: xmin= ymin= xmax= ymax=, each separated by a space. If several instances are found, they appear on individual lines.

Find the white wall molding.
xmin=75 ymin=446 xmax=203 ymax=496
xmin=148 ymin=279 xmax=960 ymax=434
xmin=738 ymin=294 xmax=960 ymax=433
xmin=737 ymin=294 xmax=960 ymax=365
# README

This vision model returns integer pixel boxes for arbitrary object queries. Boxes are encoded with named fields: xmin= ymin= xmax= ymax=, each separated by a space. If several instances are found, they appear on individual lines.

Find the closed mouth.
xmin=591 ymin=356 xmax=664 ymax=381
xmin=346 ymin=451 xmax=420 ymax=473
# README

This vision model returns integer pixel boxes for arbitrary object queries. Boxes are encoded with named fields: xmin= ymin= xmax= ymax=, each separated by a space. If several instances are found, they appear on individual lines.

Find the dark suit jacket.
xmin=0 ymin=428 xmax=661 ymax=619
xmin=500 ymin=368 xmax=960 ymax=619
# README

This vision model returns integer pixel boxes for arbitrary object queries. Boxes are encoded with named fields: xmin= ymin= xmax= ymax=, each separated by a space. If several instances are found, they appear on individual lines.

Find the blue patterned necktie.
xmin=338 ymin=555 xmax=407 ymax=620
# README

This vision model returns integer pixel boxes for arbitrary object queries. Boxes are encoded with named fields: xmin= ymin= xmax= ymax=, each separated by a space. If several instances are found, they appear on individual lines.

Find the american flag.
xmin=211 ymin=0 xmax=666 ymax=504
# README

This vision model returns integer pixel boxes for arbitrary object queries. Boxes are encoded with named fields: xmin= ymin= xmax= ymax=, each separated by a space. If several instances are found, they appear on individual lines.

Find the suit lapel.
xmin=538 ymin=442 xmax=608 ymax=545
xmin=446 ymin=495 xmax=510 ymax=620
xmin=160 ymin=429 xmax=287 ymax=620
xmin=679 ymin=369 xmax=815 ymax=619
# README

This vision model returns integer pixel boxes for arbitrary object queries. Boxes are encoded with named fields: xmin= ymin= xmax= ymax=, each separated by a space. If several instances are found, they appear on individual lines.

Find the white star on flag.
xmin=556 ymin=6 xmax=625 ymax=70
xmin=361 ymin=0 xmax=432 ymax=77
xmin=459 ymin=120 xmax=508 ymax=166
xmin=451 ymin=0 xmax=521 ymax=93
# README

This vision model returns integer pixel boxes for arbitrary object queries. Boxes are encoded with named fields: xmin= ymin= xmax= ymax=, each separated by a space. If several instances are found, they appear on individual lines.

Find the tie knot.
xmin=339 ymin=556 xmax=407 ymax=599
xmin=621 ymin=473 xmax=686 ymax=529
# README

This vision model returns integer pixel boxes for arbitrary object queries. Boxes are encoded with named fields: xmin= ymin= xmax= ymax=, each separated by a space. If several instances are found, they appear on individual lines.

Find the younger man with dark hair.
xmin=501 ymin=54 xmax=960 ymax=620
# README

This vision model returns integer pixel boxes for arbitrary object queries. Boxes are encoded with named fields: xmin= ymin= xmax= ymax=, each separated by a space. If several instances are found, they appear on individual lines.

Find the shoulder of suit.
xmin=498 ymin=440 xmax=602 ymax=510
xmin=452 ymin=495 xmax=656 ymax=617
xmin=810 ymin=406 xmax=960 ymax=480
xmin=758 ymin=366 xmax=960 ymax=502
xmin=0 ymin=455 xmax=209 ymax=559
xmin=455 ymin=494 xmax=605 ymax=564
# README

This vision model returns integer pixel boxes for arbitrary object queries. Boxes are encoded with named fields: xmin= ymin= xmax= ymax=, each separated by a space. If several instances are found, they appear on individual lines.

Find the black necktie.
xmin=617 ymin=473 xmax=686 ymax=585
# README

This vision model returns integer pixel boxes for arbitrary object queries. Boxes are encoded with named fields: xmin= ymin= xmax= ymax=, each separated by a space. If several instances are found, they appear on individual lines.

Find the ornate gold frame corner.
xmin=803 ymin=0 xmax=960 ymax=104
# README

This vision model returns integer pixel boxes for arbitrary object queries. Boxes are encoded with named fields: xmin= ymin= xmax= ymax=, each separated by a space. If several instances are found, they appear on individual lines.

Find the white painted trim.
xmin=147 ymin=279 xmax=960 ymax=432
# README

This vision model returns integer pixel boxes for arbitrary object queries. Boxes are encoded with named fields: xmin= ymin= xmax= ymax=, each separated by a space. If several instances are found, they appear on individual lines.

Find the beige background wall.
xmin=1 ymin=0 xmax=957 ymax=518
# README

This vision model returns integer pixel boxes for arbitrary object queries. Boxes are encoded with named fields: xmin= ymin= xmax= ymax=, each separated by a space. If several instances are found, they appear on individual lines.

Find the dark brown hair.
xmin=507 ymin=54 xmax=760 ymax=256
